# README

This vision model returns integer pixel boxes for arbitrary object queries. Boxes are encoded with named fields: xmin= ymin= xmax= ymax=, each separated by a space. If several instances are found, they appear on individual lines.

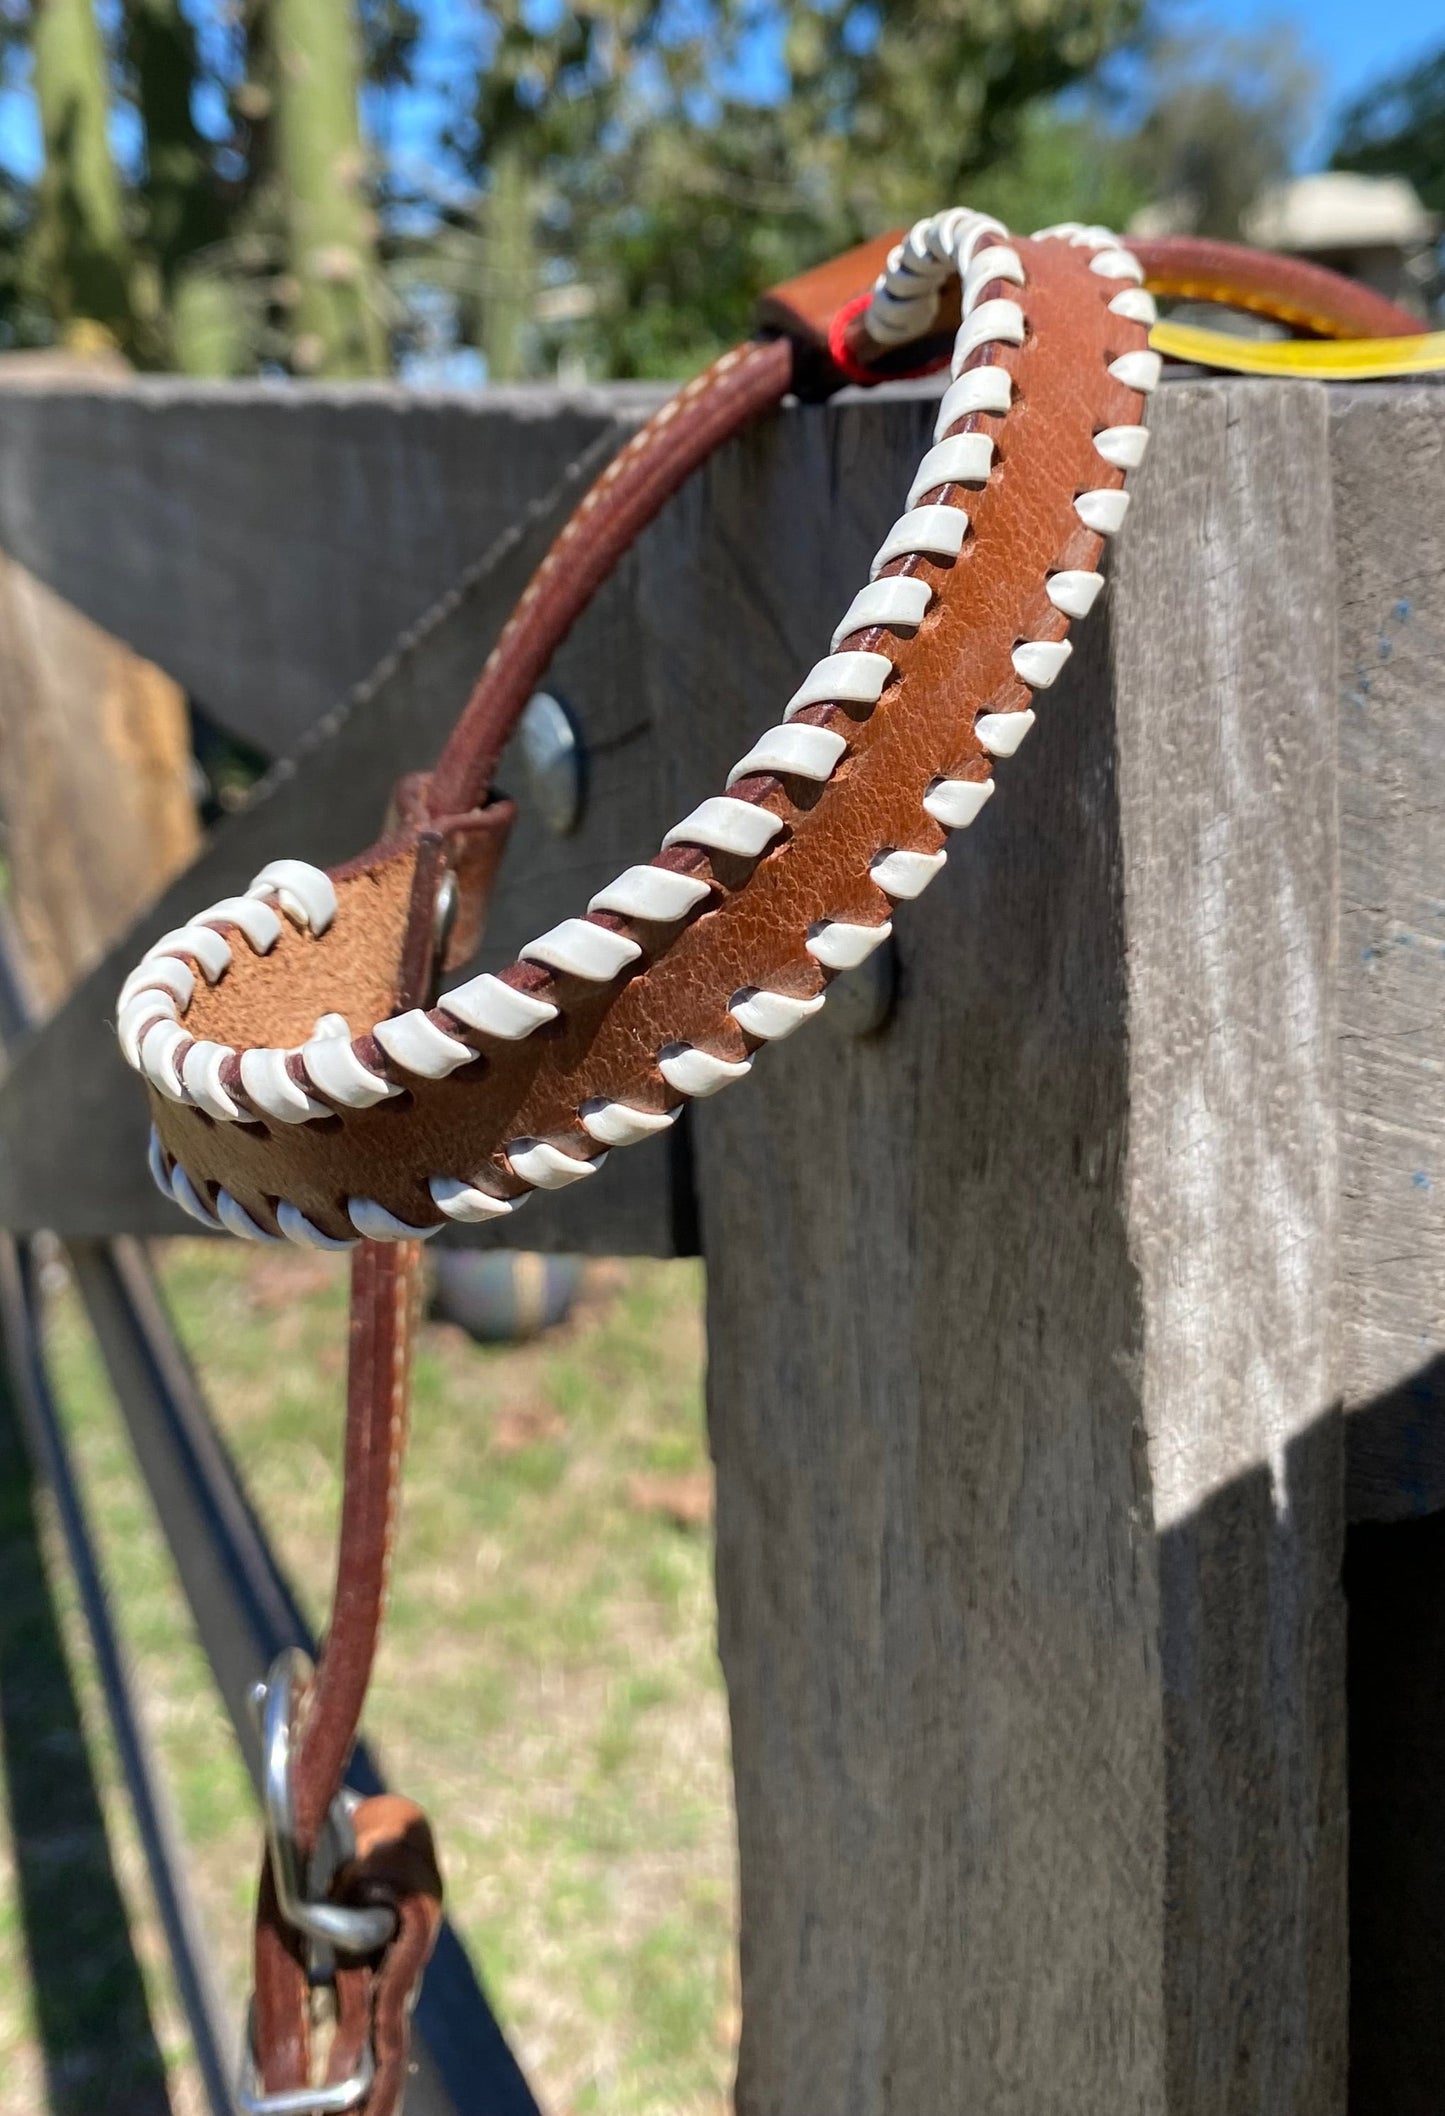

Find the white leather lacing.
xmin=128 ymin=213 xmax=1158 ymax=1246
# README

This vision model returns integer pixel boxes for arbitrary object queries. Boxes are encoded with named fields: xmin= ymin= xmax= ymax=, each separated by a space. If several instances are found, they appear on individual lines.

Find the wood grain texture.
xmin=663 ymin=380 xmax=1345 ymax=2112
xmin=1111 ymin=382 xmax=1345 ymax=2116
xmin=0 ymin=552 xmax=199 ymax=1009
xmin=2 ymin=369 xmax=1437 ymax=2096
xmin=1329 ymin=388 xmax=1445 ymax=1521
xmin=0 ymin=379 xmax=662 ymax=755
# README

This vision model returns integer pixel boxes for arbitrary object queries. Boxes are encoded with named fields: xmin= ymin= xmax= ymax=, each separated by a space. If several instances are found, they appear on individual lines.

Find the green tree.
xmin=8 ymin=0 xmax=1156 ymax=378
xmin=1333 ymin=44 xmax=1445 ymax=214
xmin=1120 ymin=29 xmax=1317 ymax=240
xmin=271 ymin=0 xmax=388 ymax=373
xmin=27 ymin=0 xmax=152 ymax=355
xmin=121 ymin=0 xmax=243 ymax=371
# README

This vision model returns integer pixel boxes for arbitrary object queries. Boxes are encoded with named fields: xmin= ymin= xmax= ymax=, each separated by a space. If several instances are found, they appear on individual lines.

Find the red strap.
xmin=827 ymin=290 xmax=884 ymax=386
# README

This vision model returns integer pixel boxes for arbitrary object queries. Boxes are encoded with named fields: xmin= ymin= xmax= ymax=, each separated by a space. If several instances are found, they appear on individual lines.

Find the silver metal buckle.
xmin=233 ymin=1649 xmax=398 ymax=2114
xmin=257 ymin=1648 xmax=397 ymax=1958
xmin=235 ymin=2008 xmax=375 ymax=2115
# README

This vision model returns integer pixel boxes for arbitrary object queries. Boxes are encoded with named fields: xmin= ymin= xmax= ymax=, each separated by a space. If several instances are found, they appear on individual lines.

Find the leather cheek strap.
xmin=252 ymin=1243 xmax=428 ymax=2107
xmin=424 ymin=333 xmax=797 ymax=823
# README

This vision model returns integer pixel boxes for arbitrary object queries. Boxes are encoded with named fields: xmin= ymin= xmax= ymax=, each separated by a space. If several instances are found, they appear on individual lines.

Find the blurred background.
xmin=0 ymin=0 xmax=1438 ymax=387
xmin=0 ymin=0 xmax=1439 ymax=2112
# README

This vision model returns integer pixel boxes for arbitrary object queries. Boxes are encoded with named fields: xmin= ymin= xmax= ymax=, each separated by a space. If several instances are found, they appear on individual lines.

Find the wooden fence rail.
xmin=0 ymin=371 xmax=1441 ymax=2114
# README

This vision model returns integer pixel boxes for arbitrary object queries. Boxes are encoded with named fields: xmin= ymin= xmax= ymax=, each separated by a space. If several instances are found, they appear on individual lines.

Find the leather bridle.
xmin=113 ymin=215 xmax=1418 ymax=2113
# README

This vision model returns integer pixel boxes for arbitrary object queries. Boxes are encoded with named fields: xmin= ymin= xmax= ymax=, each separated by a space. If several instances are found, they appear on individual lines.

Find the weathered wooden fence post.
xmin=644 ymin=381 xmax=1348 ymax=2114
xmin=0 ymin=372 xmax=1441 ymax=2115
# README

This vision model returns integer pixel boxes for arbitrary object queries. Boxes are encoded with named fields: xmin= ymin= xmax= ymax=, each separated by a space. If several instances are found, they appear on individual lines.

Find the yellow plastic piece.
xmin=1150 ymin=318 xmax=1445 ymax=381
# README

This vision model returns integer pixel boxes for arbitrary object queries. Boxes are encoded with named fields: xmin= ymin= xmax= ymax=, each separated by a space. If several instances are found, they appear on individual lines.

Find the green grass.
xmin=0 ymin=1244 xmax=734 ymax=2116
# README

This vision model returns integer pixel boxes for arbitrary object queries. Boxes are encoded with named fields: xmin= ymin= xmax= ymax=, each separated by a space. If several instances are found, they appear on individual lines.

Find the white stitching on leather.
xmin=588 ymin=866 xmax=711 ymax=922
xmin=862 ymin=209 xmax=1006 ymax=345
xmin=248 ymin=860 xmax=337 ymax=933
xmin=923 ymin=777 xmax=995 ymax=829
xmin=975 ymin=710 xmax=1036 ymax=758
xmin=1108 ymin=349 xmax=1161 ymax=394
xmin=963 ymin=245 xmax=1025 ymax=310
xmin=278 ymin=1200 xmax=358 ymax=1251
xmin=658 ymin=1045 xmax=752 ymax=1096
xmin=147 ymin=923 xmax=232 ymax=982
xmin=783 ymin=651 xmax=892 ymax=720
xmin=952 ymin=299 xmax=1026 ymax=375
xmin=578 ymin=1100 xmax=679 ymax=1145
xmin=520 ymin=918 xmax=642 ymax=981
xmin=1046 ymin=570 xmax=1106 ymax=619
xmin=506 ymin=1138 xmax=607 ymax=1187
xmin=727 ymin=723 xmax=848 ymax=788
xmin=240 ymin=1046 xmax=328 ymax=1123
xmin=193 ymin=896 xmax=281 ymax=952
xmin=429 ymin=1174 xmax=522 ymax=1221
xmin=1094 ymin=424 xmax=1150 ymax=470
xmin=140 ymin=1019 xmax=190 ymax=1099
xmin=348 ymin=1197 xmax=441 ymax=1240
xmin=1075 ymin=488 xmax=1131 ymax=535
xmin=831 ymin=575 xmax=932 ymax=649
xmin=120 ymin=956 xmax=194 ymax=1009
xmin=662 ymin=798 xmax=785 ymax=857
xmin=439 ymin=971 xmax=559 ymax=1039
xmin=907 ymin=433 xmax=994 ymax=508
xmin=301 ymin=1030 xmax=399 ymax=1107
xmin=1011 ymin=639 xmax=1073 ymax=689
xmin=806 ymin=920 xmax=892 ymax=970
xmin=125 ymin=216 xmax=1152 ymax=1238
xmin=182 ymin=1040 xmax=240 ymax=1120
xmin=217 ymin=1187 xmax=286 ymax=1244
xmin=869 ymin=505 xmax=969 ymax=578
xmin=119 ymin=990 xmax=178 ymax=1068
xmin=869 ymin=848 xmax=947 ymax=900
xmin=727 ymin=988 xmax=826 ymax=1041
xmin=933 ymin=365 xmax=1012 ymax=440
xmin=1089 ymin=248 xmax=1145 ymax=283
xmin=372 ymin=1008 xmax=475 ymax=1080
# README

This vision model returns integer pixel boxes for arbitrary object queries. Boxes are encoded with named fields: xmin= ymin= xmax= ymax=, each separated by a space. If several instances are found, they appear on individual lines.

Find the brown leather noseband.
xmin=115 ymin=216 xmax=1417 ymax=2113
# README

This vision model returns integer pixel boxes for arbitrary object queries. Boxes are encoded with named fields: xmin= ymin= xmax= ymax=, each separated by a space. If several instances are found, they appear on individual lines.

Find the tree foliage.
xmin=5 ymin=0 xmax=1165 ymax=379
xmin=454 ymin=0 xmax=1145 ymax=376
xmin=1333 ymin=43 xmax=1445 ymax=215
xmin=1115 ymin=28 xmax=1316 ymax=241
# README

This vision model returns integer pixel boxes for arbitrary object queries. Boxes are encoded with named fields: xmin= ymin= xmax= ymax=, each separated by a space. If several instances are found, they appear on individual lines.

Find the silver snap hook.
xmin=257 ymin=1647 xmax=397 ymax=1957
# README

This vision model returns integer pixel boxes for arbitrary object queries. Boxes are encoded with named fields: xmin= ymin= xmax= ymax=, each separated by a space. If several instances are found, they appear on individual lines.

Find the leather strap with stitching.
xmin=115 ymin=216 xmax=1416 ymax=2112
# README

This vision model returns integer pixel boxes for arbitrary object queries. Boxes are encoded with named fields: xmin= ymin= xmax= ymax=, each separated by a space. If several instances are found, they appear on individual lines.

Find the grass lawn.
xmin=0 ymin=1242 xmax=734 ymax=2116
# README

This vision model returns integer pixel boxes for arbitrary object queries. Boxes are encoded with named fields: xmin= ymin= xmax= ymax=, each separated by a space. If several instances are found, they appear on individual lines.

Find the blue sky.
xmin=1167 ymin=0 xmax=1442 ymax=159
xmin=1 ymin=0 xmax=1440 ymax=189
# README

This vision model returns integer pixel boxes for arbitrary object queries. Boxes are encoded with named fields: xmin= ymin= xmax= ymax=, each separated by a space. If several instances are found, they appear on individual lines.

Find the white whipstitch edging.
xmin=129 ymin=210 xmax=1153 ymax=1243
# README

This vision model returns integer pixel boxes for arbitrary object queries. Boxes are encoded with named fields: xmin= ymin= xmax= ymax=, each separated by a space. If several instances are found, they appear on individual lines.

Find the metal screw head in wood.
xmin=518 ymin=691 xmax=585 ymax=836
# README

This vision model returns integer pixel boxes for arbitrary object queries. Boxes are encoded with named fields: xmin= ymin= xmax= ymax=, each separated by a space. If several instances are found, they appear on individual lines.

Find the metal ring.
xmin=259 ymin=1649 xmax=398 ymax=1956
xmin=235 ymin=2006 xmax=375 ymax=2114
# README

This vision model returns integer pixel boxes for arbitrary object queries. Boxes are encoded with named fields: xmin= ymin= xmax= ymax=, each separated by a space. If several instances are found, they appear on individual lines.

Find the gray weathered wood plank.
xmin=1112 ymin=383 xmax=1346 ymax=2116
xmin=665 ymin=380 xmax=1345 ymax=2114
xmin=1329 ymin=386 xmax=1445 ymax=1521
xmin=0 ymin=379 xmax=662 ymax=754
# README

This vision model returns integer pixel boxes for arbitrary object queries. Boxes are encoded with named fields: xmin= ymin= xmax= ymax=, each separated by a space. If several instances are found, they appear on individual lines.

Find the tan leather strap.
xmin=426 ymin=334 xmax=796 ymax=823
xmin=251 ymin=1240 xmax=426 ymax=2105
xmin=135 ymin=227 xmax=1149 ymax=1239
xmin=120 ymin=214 xmax=1414 ymax=2112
